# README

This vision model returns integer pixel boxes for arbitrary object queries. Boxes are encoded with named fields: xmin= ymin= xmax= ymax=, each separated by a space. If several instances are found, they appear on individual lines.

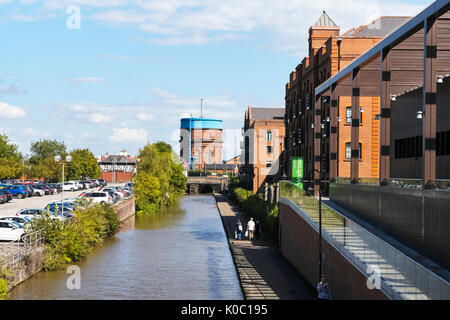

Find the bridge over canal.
xmin=186 ymin=176 xmax=229 ymax=194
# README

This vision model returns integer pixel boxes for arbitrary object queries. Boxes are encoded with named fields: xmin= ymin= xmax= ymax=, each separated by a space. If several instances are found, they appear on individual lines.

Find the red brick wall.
xmin=100 ymin=172 xmax=134 ymax=183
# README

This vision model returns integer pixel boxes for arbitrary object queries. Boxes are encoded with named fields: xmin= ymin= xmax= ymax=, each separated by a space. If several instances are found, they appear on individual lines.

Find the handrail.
xmin=279 ymin=180 xmax=449 ymax=300
xmin=0 ymin=229 xmax=44 ymax=269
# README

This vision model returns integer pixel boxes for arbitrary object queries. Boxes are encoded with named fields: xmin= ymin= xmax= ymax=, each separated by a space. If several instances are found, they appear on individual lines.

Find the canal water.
xmin=8 ymin=195 xmax=244 ymax=300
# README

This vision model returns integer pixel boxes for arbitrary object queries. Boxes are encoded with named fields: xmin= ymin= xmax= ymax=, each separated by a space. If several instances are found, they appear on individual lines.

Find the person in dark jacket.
xmin=254 ymin=220 xmax=260 ymax=240
xmin=235 ymin=218 xmax=243 ymax=240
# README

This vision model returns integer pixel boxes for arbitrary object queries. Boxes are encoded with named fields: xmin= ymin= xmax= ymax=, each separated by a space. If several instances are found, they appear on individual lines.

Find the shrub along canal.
xmin=7 ymin=195 xmax=243 ymax=300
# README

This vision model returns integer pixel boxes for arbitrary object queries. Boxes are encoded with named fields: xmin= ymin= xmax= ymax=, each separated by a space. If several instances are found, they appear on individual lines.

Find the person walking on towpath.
xmin=247 ymin=217 xmax=255 ymax=240
xmin=317 ymin=275 xmax=331 ymax=300
xmin=235 ymin=218 xmax=243 ymax=240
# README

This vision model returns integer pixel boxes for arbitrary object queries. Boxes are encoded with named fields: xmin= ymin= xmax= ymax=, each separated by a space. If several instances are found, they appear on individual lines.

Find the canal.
xmin=8 ymin=195 xmax=244 ymax=300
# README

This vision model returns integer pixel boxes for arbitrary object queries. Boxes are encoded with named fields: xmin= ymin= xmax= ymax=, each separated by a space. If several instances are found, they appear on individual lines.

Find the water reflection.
xmin=8 ymin=195 xmax=243 ymax=300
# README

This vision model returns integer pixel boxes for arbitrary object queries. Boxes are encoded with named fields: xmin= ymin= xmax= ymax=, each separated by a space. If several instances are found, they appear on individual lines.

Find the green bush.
xmin=229 ymin=186 xmax=279 ymax=247
xmin=27 ymin=200 xmax=121 ymax=271
xmin=0 ymin=278 xmax=7 ymax=299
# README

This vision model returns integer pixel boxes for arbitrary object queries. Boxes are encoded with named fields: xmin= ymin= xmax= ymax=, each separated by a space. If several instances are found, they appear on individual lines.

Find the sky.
xmin=0 ymin=0 xmax=430 ymax=160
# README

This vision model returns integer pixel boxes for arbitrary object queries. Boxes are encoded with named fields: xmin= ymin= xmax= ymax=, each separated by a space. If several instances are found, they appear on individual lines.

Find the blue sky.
xmin=0 ymin=0 xmax=429 ymax=160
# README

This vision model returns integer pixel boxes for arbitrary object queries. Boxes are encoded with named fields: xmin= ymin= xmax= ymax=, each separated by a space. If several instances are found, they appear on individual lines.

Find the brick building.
xmin=241 ymin=106 xmax=285 ymax=193
xmin=284 ymin=11 xmax=411 ymax=194
xmin=99 ymin=151 xmax=137 ymax=183
xmin=180 ymin=117 xmax=223 ymax=170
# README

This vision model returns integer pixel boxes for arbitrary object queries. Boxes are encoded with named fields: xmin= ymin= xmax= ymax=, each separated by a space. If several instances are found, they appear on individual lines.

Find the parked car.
xmin=16 ymin=208 xmax=47 ymax=219
xmin=17 ymin=184 xmax=33 ymax=197
xmin=0 ymin=192 xmax=7 ymax=204
xmin=98 ymin=179 xmax=107 ymax=187
xmin=124 ymin=182 xmax=134 ymax=190
xmin=30 ymin=185 xmax=45 ymax=196
xmin=0 ymin=190 xmax=12 ymax=202
xmin=46 ymin=206 xmax=75 ymax=219
xmin=46 ymin=201 xmax=77 ymax=212
xmin=80 ymin=192 xmax=113 ymax=204
xmin=0 ymin=185 xmax=28 ymax=199
xmin=0 ymin=221 xmax=25 ymax=241
xmin=0 ymin=216 xmax=31 ymax=227
xmin=62 ymin=182 xmax=78 ymax=191
xmin=100 ymin=189 xmax=121 ymax=203
xmin=48 ymin=183 xmax=62 ymax=193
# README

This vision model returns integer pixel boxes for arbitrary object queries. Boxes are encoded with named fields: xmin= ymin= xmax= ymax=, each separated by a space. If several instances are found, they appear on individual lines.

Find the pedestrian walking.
xmin=317 ymin=275 xmax=331 ymax=300
xmin=247 ymin=217 xmax=255 ymax=240
xmin=235 ymin=218 xmax=243 ymax=240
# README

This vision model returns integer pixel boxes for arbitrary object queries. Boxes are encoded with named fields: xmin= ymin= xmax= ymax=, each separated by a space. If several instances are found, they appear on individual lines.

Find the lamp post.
xmin=55 ymin=155 xmax=72 ymax=214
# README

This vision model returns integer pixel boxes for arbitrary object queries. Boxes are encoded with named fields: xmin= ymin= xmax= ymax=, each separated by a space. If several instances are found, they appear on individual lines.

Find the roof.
xmin=315 ymin=0 xmax=450 ymax=96
xmin=350 ymin=16 xmax=411 ymax=37
xmin=250 ymin=108 xmax=285 ymax=120
xmin=314 ymin=11 xmax=338 ymax=27
xmin=99 ymin=155 xmax=136 ymax=165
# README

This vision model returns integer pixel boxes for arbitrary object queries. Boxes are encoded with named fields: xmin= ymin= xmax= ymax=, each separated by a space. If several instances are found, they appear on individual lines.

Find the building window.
xmin=346 ymin=107 xmax=363 ymax=124
xmin=345 ymin=143 xmax=362 ymax=159
xmin=395 ymin=135 xmax=423 ymax=159
xmin=346 ymin=107 xmax=352 ymax=123
xmin=266 ymin=161 xmax=272 ymax=168
xmin=267 ymin=146 xmax=272 ymax=154
xmin=437 ymin=130 xmax=450 ymax=156
xmin=266 ymin=131 xmax=272 ymax=141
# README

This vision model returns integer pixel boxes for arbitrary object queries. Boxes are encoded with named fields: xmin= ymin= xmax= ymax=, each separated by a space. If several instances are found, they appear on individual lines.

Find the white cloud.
xmin=0 ymin=102 xmax=27 ymax=119
xmin=110 ymin=127 xmax=148 ymax=144
xmin=151 ymin=88 xmax=236 ymax=108
xmin=90 ymin=112 xmax=113 ymax=124
xmin=136 ymin=112 xmax=155 ymax=121
xmin=88 ymin=0 xmax=425 ymax=53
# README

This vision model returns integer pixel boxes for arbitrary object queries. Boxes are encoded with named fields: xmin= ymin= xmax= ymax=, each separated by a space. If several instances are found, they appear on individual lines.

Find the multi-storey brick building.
xmin=284 ymin=11 xmax=410 ymax=194
xmin=179 ymin=117 xmax=223 ymax=170
xmin=241 ymin=106 xmax=285 ymax=193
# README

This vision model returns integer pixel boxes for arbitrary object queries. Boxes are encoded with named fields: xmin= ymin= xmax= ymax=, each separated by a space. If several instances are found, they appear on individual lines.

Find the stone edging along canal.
xmin=213 ymin=193 xmax=280 ymax=300
xmin=3 ymin=196 xmax=136 ymax=292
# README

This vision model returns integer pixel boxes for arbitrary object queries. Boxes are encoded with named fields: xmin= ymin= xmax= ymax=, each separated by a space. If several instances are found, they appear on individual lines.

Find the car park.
xmin=0 ymin=221 xmax=25 ymax=241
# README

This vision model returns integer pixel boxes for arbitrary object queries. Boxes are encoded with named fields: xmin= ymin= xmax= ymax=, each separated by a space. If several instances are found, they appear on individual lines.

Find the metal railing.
xmin=0 ymin=229 xmax=44 ymax=269
xmin=279 ymin=180 xmax=450 ymax=300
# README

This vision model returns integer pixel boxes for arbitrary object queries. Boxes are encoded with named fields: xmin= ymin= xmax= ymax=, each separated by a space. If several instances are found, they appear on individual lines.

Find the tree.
xmin=28 ymin=139 xmax=67 ymax=182
xmin=67 ymin=149 xmax=101 ymax=180
xmin=134 ymin=172 xmax=161 ymax=213
xmin=0 ymin=134 xmax=22 ymax=180
xmin=134 ymin=141 xmax=187 ymax=213
xmin=30 ymin=139 xmax=67 ymax=162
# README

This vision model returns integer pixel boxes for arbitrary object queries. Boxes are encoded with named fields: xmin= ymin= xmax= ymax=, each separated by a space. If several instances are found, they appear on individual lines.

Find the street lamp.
xmin=55 ymin=155 xmax=72 ymax=214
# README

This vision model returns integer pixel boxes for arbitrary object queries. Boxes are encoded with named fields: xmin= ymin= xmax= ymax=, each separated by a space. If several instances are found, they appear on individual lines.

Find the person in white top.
xmin=247 ymin=217 xmax=255 ymax=240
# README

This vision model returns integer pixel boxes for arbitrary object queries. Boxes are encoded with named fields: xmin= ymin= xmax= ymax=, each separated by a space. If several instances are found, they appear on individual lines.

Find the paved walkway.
xmin=214 ymin=193 xmax=316 ymax=300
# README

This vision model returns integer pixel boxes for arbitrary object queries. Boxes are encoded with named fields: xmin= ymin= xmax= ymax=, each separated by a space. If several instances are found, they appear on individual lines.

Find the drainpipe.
xmin=337 ymin=38 xmax=342 ymax=71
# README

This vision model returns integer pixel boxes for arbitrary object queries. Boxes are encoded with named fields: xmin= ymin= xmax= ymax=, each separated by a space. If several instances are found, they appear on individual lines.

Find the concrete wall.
xmin=7 ymin=246 xmax=46 ymax=290
xmin=115 ymin=196 xmax=136 ymax=222
xmin=279 ymin=202 xmax=388 ymax=300
xmin=330 ymin=183 xmax=450 ymax=270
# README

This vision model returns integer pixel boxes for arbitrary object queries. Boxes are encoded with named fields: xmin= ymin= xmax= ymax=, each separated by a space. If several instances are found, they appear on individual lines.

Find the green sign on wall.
xmin=292 ymin=157 xmax=304 ymax=189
